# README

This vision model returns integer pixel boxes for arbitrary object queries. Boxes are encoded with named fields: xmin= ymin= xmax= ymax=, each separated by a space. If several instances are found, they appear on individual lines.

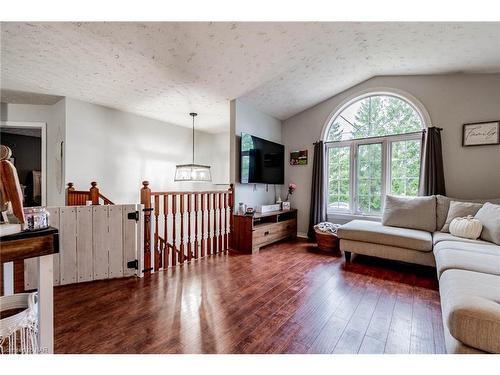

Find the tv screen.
xmin=240 ymin=133 xmax=284 ymax=184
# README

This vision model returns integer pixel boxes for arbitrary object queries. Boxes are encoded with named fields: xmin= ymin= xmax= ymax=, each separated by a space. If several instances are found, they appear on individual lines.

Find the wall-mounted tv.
xmin=240 ymin=133 xmax=284 ymax=185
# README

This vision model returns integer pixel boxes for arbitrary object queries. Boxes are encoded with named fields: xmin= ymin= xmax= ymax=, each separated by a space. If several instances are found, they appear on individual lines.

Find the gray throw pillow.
xmin=435 ymin=195 xmax=500 ymax=230
xmin=441 ymin=201 xmax=483 ymax=232
xmin=382 ymin=195 xmax=437 ymax=232
xmin=474 ymin=202 xmax=500 ymax=245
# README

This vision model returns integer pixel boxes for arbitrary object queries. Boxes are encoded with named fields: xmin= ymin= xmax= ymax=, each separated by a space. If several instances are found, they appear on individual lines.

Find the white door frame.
xmin=0 ymin=121 xmax=47 ymax=207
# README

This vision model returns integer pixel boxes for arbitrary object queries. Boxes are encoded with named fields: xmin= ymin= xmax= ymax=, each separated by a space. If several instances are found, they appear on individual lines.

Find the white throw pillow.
xmin=449 ymin=216 xmax=483 ymax=240
xmin=441 ymin=201 xmax=483 ymax=232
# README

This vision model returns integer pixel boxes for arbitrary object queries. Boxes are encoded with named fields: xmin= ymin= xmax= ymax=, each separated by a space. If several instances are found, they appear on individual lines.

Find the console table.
xmin=232 ymin=209 xmax=297 ymax=253
xmin=1 ymin=227 xmax=59 ymax=354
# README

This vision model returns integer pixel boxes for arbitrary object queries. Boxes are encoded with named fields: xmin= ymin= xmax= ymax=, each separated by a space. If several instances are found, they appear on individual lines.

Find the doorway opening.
xmin=0 ymin=121 xmax=46 ymax=207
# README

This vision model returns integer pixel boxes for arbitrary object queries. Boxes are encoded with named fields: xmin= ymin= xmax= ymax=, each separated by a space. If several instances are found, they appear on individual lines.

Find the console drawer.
xmin=253 ymin=219 xmax=296 ymax=247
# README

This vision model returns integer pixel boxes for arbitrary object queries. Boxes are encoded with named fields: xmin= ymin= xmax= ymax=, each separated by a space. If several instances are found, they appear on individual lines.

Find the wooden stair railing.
xmin=140 ymin=181 xmax=234 ymax=275
xmin=66 ymin=181 xmax=114 ymax=206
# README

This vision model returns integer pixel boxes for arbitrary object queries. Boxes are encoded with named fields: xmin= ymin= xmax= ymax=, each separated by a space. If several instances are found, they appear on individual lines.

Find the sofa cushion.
xmin=382 ymin=195 xmax=436 ymax=232
xmin=439 ymin=269 xmax=500 ymax=353
xmin=340 ymin=239 xmax=435 ymax=267
xmin=434 ymin=247 xmax=500 ymax=278
xmin=337 ymin=220 xmax=432 ymax=252
xmin=432 ymin=231 xmax=495 ymax=247
xmin=442 ymin=201 xmax=483 ymax=232
xmin=436 ymin=195 xmax=500 ymax=231
xmin=475 ymin=202 xmax=500 ymax=245
xmin=434 ymin=237 xmax=499 ymax=255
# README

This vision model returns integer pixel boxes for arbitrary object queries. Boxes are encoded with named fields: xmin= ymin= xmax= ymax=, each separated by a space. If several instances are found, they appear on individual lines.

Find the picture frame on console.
xmin=462 ymin=120 xmax=500 ymax=146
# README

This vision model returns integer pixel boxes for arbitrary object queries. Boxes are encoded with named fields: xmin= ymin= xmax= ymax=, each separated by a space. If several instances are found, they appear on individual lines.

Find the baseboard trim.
xmin=297 ymin=232 xmax=308 ymax=239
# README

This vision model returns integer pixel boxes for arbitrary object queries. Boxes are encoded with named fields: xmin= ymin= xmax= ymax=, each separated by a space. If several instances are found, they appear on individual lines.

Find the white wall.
xmin=1 ymin=100 xmax=66 ymax=206
xmin=230 ymin=99 xmax=283 ymax=210
xmin=65 ymin=98 xmax=229 ymax=204
xmin=282 ymin=74 xmax=500 ymax=234
xmin=197 ymin=131 xmax=230 ymax=185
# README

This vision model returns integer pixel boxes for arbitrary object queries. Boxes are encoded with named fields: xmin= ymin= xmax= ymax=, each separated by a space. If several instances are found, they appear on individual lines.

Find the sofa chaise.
xmin=337 ymin=195 xmax=500 ymax=354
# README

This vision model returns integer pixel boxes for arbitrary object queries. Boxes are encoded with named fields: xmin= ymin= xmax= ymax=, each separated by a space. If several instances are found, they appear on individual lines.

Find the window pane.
xmin=328 ymin=146 xmax=350 ymax=210
xmin=357 ymin=143 xmax=382 ymax=214
xmin=326 ymin=95 xmax=423 ymax=141
xmin=391 ymin=139 xmax=421 ymax=196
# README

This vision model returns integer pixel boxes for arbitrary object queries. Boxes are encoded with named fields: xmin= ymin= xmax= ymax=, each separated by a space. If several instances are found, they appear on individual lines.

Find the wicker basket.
xmin=314 ymin=223 xmax=340 ymax=252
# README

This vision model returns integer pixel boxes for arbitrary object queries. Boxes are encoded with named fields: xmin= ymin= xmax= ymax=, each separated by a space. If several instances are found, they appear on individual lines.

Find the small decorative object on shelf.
xmin=245 ymin=207 xmax=255 ymax=216
xmin=238 ymin=202 xmax=246 ymax=215
xmin=283 ymin=182 xmax=296 ymax=210
xmin=285 ymin=183 xmax=297 ymax=201
xmin=22 ymin=207 xmax=50 ymax=231
xmin=276 ymin=195 xmax=283 ymax=210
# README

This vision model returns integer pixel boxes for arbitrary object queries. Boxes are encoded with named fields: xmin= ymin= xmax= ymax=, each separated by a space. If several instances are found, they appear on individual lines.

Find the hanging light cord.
xmin=190 ymin=112 xmax=197 ymax=165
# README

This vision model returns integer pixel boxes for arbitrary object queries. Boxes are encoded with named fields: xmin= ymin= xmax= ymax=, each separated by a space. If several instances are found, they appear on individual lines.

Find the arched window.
xmin=324 ymin=92 xmax=426 ymax=216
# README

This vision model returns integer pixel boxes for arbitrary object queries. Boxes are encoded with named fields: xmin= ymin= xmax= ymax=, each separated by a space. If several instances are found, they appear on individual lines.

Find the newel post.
xmin=228 ymin=183 xmax=234 ymax=250
xmin=66 ymin=182 xmax=74 ymax=205
xmin=89 ymin=181 xmax=99 ymax=205
xmin=141 ymin=181 xmax=152 ymax=275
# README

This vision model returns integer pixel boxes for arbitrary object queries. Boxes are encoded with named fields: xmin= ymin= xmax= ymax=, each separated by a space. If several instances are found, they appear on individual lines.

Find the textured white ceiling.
xmin=1 ymin=22 xmax=499 ymax=132
xmin=1 ymin=89 xmax=63 ymax=105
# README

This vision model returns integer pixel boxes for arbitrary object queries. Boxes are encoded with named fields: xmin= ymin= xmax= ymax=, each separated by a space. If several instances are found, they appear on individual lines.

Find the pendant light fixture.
xmin=174 ymin=112 xmax=212 ymax=182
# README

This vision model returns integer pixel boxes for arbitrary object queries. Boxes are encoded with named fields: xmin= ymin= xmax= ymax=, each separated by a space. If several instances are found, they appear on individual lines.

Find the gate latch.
xmin=127 ymin=259 xmax=138 ymax=270
xmin=127 ymin=211 xmax=139 ymax=222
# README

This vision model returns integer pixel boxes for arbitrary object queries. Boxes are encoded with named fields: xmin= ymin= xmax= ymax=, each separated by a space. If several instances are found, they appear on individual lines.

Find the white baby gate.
xmin=23 ymin=204 xmax=144 ymax=289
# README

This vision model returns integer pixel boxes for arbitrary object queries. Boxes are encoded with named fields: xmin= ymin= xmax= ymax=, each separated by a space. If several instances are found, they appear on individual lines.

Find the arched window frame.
xmin=322 ymin=88 xmax=431 ymax=218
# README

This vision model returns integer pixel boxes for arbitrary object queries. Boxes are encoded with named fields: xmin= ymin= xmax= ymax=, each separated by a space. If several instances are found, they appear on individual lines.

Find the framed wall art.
xmin=462 ymin=121 xmax=500 ymax=147
xmin=290 ymin=150 xmax=308 ymax=165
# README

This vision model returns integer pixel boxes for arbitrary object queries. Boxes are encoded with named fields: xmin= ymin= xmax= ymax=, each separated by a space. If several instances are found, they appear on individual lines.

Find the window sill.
xmin=327 ymin=212 xmax=382 ymax=225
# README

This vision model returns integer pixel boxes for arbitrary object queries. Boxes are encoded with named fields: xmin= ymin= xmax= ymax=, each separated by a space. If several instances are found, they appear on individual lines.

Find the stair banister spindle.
xmin=187 ymin=193 xmax=192 ymax=261
xmin=194 ymin=193 xmax=199 ymax=259
xmin=154 ymin=194 xmax=160 ymax=271
xmin=224 ymin=192 xmax=229 ymax=251
xmin=212 ymin=193 xmax=217 ymax=254
xmin=180 ymin=193 xmax=185 ymax=264
xmin=140 ymin=181 xmax=152 ymax=275
xmin=172 ymin=194 xmax=177 ymax=267
xmin=207 ymin=193 xmax=212 ymax=256
xmin=229 ymin=184 xmax=234 ymax=250
xmin=201 ymin=193 xmax=206 ymax=258
xmin=219 ymin=193 xmax=223 ymax=253
xmin=163 ymin=195 xmax=169 ymax=268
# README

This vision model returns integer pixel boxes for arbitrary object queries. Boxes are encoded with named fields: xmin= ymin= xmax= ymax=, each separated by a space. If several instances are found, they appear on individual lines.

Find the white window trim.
xmin=322 ymin=88 xmax=430 ymax=220
xmin=326 ymin=132 xmax=421 ymax=217
xmin=320 ymin=87 xmax=432 ymax=140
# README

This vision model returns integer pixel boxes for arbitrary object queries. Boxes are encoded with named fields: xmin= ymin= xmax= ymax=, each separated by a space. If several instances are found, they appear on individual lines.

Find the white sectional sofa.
xmin=337 ymin=195 xmax=500 ymax=354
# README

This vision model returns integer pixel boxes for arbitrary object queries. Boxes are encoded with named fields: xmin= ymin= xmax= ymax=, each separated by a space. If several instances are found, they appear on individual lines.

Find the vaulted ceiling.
xmin=1 ymin=22 xmax=499 ymax=132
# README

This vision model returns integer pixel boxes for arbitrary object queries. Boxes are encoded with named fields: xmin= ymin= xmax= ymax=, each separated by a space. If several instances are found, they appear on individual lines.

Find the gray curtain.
xmin=419 ymin=127 xmax=446 ymax=196
xmin=308 ymin=141 xmax=327 ymax=240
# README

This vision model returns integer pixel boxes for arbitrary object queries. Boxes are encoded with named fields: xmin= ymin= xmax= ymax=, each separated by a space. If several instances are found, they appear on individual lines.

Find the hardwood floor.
xmin=53 ymin=239 xmax=445 ymax=354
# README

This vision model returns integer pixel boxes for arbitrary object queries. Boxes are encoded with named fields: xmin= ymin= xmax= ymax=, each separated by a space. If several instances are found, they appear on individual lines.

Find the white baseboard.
xmin=297 ymin=232 xmax=308 ymax=239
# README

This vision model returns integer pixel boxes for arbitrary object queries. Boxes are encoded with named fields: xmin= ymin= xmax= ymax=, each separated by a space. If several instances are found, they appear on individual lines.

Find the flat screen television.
xmin=240 ymin=133 xmax=284 ymax=184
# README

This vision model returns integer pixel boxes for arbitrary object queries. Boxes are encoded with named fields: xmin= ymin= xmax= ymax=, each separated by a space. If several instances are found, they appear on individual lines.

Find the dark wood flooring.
xmin=54 ymin=239 xmax=446 ymax=354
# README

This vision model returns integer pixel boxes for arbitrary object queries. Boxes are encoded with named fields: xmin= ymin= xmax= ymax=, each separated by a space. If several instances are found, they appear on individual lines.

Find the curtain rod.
xmin=313 ymin=127 xmax=443 ymax=146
